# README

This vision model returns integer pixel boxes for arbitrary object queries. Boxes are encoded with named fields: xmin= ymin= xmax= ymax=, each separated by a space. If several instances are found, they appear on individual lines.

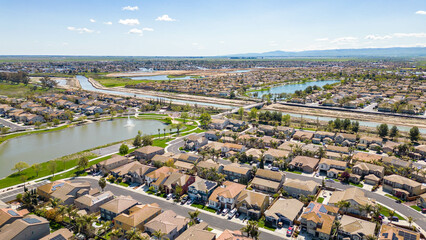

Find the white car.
xmin=221 ymin=208 xmax=229 ymax=216
xmin=228 ymin=209 xmax=237 ymax=219
xmin=166 ymin=193 xmax=173 ymax=200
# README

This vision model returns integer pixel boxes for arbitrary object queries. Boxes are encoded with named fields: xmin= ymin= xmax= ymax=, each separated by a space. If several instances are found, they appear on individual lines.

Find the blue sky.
xmin=0 ymin=0 xmax=425 ymax=56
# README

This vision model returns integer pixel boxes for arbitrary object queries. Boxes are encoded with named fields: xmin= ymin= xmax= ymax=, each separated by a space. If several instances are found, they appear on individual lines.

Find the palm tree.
xmin=109 ymin=228 xmax=124 ymax=240
xmin=75 ymin=214 xmax=97 ymax=238
xmin=241 ymin=220 xmax=260 ymax=240
xmin=158 ymin=128 xmax=160 ymax=137
xmin=389 ymin=210 xmax=396 ymax=222
xmin=408 ymin=216 xmax=413 ymax=228
xmin=50 ymin=198 xmax=61 ymax=208
xmin=366 ymin=235 xmax=377 ymax=240
xmin=336 ymin=200 xmax=351 ymax=213
xmin=152 ymin=230 xmax=169 ymax=240
xmin=332 ymin=220 xmax=341 ymax=239
xmin=98 ymin=220 xmax=112 ymax=236
xmin=188 ymin=210 xmax=200 ymax=226
xmin=163 ymin=128 xmax=166 ymax=139
xmin=125 ymin=228 xmax=147 ymax=240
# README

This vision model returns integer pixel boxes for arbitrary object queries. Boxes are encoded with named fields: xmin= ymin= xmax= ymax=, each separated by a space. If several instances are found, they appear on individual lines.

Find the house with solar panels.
xmin=187 ymin=176 xmax=218 ymax=202
xmin=0 ymin=208 xmax=29 ymax=228
xmin=379 ymin=224 xmax=420 ymax=240
xmin=36 ymin=180 xmax=67 ymax=200
xmin=74 ymin=191 xmax=115 ymax=213
xmin=300 ymin=202 xmax=339 ymax=240
xmin=0 ymin=215 xmax=50 ymax=240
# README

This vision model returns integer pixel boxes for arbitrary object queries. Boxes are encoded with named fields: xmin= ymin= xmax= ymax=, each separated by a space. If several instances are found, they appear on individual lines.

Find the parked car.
xmin=286 ymin=226 xmax=293 ymax=237
xmin=166 ymin=193 xmax=173 ymax=200
xmin=228 ymin=209 xmax=237 ymax=219
xmin=315 ymin=172 xmax=319 ymax=177
xmin=390 ymin=216 xmax=399 ymax=222
xmin=422 ymin=208 xmax=426 ymax=214
xmin=186 ymin=199 xmax=193 ymax=205
xmin=277 ymin=222 xmax=283 ymax=228
xmin=396 ymin=200 xmax=402 ymax=204
xmin=271 ymin=167 xmax=279 ymax=171
xmin=222 ymin=208 xmax=229 ymax=216
xmin=195 ymin=217 xmax=203 ymax=223
xmin=181 ymin=195 xmax=188 ymax=204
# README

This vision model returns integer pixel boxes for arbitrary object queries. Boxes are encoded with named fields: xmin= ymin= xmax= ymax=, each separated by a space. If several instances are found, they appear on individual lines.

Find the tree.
xmin=48 ymin=161 xmax=57 ymax=177
xmin=181 ymin=112 xmax=189 ymax=123
xmin=125 ymin=228 xmax=147 ymax=240
xmin=119 ymin=143 xmax=129 ymax=155
xmin=142 ymin=134 xmax=153 ymax=146
xmin=133 ymin=131 xmax=143 ymax=147
xmin=249 ymin=108 xmax=258 ymax=121
xmin=332 ymin=220 xmax=341 ymax=238
xmin=409 ymin=126 xmax=420 ymax=142
xmin=12 ymin=161 xmax=29 ymax=175
xmin=352 ymin=121 xmax=360 ymax=133
xmin=241 ymin=220 xmax=260 ymax=239
xmin=199 ymin=112 xmax=212 ymax=127
xmin=20 ymin=175 xmax=28 ymax=188
xmin=75 ymin=214 xmax=97 ymax=238
xmin=152 ymin=230 xmax=168 ymax=240
xmin=99 ymin=178 xmax=107 ymax=192
xmin=109 ymin=228 xmax=124 ymax=240
xmin=238 ymin=107 xmax=245 ymax=120
xmin=78 ymin=156 xmax=89 ymax=170
xmin=377 ymin=123 xmax=388 ymax=138
xmin=188 ymin=210 xmax=200 ymax=226
xmin=389 ymin=210 xmax=395 ymax=222
xmin=389 ymin=126 xmax=399 ymax=139
xmin=337 ymin=200 xmax=351 ymax=213
xmin=175 ymin=185 xmax=183 ymax=197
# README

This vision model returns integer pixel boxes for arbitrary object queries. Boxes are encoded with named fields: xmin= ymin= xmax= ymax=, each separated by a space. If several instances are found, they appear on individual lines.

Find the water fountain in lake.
xmin=124 ymin=115 xmax=135 ymax=127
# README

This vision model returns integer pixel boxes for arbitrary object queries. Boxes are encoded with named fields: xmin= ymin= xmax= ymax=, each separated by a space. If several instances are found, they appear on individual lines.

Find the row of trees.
xmin=0 ymin=71 xmax=29 ymax=85
xmin=377 ymin=123 xmax=421 ymax=142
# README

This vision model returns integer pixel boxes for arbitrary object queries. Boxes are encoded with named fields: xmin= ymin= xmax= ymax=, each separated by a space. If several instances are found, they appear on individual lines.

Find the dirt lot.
xmin=266 ymin=103 xmax=426 ymax=130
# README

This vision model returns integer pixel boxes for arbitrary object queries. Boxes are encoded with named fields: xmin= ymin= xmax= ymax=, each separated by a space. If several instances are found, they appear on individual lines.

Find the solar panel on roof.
xmin=399 ymin=230 xmax=417 ymax=240
xmin=50 ymin=235 xmax=67 ymax=240
xmin=51 ymin=182 xmax=65 ymax=191
xmin=7 ymin=210 xmax=19 ymax=216
xmin=319 ymin=205 xmax=328 ymax=213
xmin=205 ymin=181 xmax=216 ymax=189
xmin=23 ymin=218 xmax=41 ymax=224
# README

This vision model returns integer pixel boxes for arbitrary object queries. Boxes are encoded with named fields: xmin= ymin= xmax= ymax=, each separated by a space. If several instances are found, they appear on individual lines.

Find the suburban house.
xmin=221 ymin=143 xmax=246 ymax=154
xmin=289 ymin=156 xmax=320 ymax=173
xmin=359 ymin=136 xmax=383 ymax=150
xmin=335 ymin=133 xmax=357 ymax=146
xmin=251 ymin=169 xmax=285 ymax=193
xmin=264 ymin=148 xmax=290 ymax=162
xmin=95 ymin=154 xmax=130 ymax=174
xmin=217 ymin=229 xmax=252 ymax=240
xmin=114 ymin=203 xmax=162 ymax=231
xmin=187 ymin=176 xmax=218 ymax=202
xmin=293 ymin=131 xmax=314 ymax=141
xmin=338 ymin=215 xmax=376 ymax=240
xmin=196 ymin=159 xmax=223 ymax=176
xmin=205 ymin=130 xmax=221 ymax=141
xmin=74 ymin=191 xmax=114 ymax=213
xmin=176 ymin=222 xmax=216 ymax=240
xmin=222 ymin=163 xmax=252 ymax=183
xmin=379 ymin=224 xmax=420 ymax=240
xmin=144 ymin=210 xmax=189 ymax=240
xmin=37 ymin=180 xmax=68 ymax=200
xmin=208 ymin=181 xmax=246 ymax=210
xmin=352 ymin=152 xmax=382 ymax=163
xmin=184 ymin=134 xmax=208 ymax=150
xmin=235 ymin=189 xmax=269 ymax=220
xmin=40 ymin=229 xmax=73 ymax=240
xmin=383 ymin=174 xmax=426 ymax=199
xmin=382 ymin=156 xmax=412 ymax=169
xmin=283 ymin=179 xmax=320 ymax=198
xmin=352 ymin=162 xmax=384 ymax=179
xmin=151 ymin=154 xmax=174 ymax=166
xmin=328 ymin=188 xmax=375 ymax=217
xmin=245 ymin=148 xmax=263 ymax=161
xmin=0 ymin=216 xmax=50 ymax=240
xmin=209 ymin=118 xmax=229 ymax=130
xmin=313 ymin=131 xmax=336 ymax=144
xmin=163 ymin=172 xmax=195 ymax=194
xmin=258 ymin=124 xmax=275 ymax=136
xmin=174 ymin=153 xmax=202 ymax=164
xmin=419 ymin=193 xmax=426 ymax=209
xmin=50 ymin=181 xmax=92 ymax=205
xmin=300 ymin=202 xmax=339 ymax=240
xmin=100 ymin=195 xmax=139 ymax=221
xmin=133 ymin=146 xmax=165 ymax=162
xmin=112 ymin=162 xmax=156 ymax=184
xmin=0 ymin=208 xmax=29 ymax=228
xmin=264 ymin=198 xmax=304 ymax=227
xmin=145 ymin=166 xmax=179 ymax=191
xmin=318 ymin=158 xmax=347 ymax=178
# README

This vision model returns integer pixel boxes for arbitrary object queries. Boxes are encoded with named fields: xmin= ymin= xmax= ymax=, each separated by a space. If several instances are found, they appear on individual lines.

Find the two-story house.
xmin=208 ymin=181 xmax=246 ymax=210
xmin=187 ymin=177 xmax=218 ymax=203
xmin=235 ymin=189 xmax=269 ymax=220
xmin=251 ymin=169 xmax=285 ymax=193
xmin=300 ymin=202 xmax=339 ymax=240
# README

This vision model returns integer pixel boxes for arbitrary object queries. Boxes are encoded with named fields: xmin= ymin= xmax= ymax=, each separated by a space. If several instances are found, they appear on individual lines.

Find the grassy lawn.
xmin=50 ymin=155 xmax=111 ymax=181
xmin=349 ymin=182 xmax=364 ymax=188
xmin=0 ymin=151 xmax=98 ymax=189
xmin=204 ymin=207 xmax=217 ymax=213
xmin=411 ymin=205 xmax=422 ymax=211
xmin=118 ymin=182 xmax=130 ymax=187
xmin=285 ymin=170 xmax=302 ymax=174
xmin=385 ymin=194 xmax=405 ymax=203
xmin=378 ymin=204 xmax=405 ymax=220
xmin=88 ymin=74 xmax=151 ymax=88
xmin=317 ymin=197 xmax=324 ymax=203
xmin=207 ymin=227 xmax=213 ymax=231
xmin=258 ymin=217 xmax=276 ymax=231
xmin=191 ymin=203 xmax=204 ymax=209
xmin=152 ymin=138 xmax=174 ymax=148
xmin=0 ymin=82 xmax=62 ymax=98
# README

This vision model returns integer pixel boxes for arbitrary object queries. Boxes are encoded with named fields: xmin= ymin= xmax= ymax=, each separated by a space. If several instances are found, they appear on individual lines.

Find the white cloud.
xmin=142 ymin=27 xmax=154 ymax=31
xmin=89 ymin=19 xmax=96 ymax=23
xmin=415 ymin=10 xmax=426 ymax=15
xmin=118 ymin=19 xmax=140 ymax=26
xmin=330 ymin=36 xmax=357 ymax=43
xmin=155 ymin=14 xmax=176 ymax=22
xmin=393 ymin=32 xmax=426 ymax=38
xmin=122 ymin=6 xmax=139 ymax=11
xmin=365 ymin=34 xmax=392 ymax=40
xmin=315 ymin=38 xmax=329 ymax=41
xmin=67 ymin=26 xmax=94 ymax=34
xmin=219 ymin=41 xmax=225 ymax=44
xmin=269 ymin=41 xmax=278 ymax=47
xmin=128 ymin=28 xmax=143 ymax=36
xmin=103 ymin=21 xmax=112 ymax=25
xmin=192 ymin=43 xmax=199 ymax=46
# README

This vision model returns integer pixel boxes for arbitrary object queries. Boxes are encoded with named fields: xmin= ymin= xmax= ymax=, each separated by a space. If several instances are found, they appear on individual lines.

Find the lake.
xmin=0 ymin=118 xmax=166 ymax=178
xmin=255 ymin=80 xmax=338 ymax=98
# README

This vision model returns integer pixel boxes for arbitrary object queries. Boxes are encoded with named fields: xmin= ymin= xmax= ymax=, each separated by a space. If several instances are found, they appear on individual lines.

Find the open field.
xmin=106 ymin=68 xmax=266 ymax=78
xmin=0 ymin=82 xmax=63 ymax=98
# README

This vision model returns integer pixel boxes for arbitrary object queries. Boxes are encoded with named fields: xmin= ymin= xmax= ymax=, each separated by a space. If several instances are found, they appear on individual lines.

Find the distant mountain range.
xmin=225 ymin=47 xmax=426 ymax=58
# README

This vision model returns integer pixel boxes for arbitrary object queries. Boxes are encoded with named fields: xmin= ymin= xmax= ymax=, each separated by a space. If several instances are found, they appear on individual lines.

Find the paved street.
xmin=0 ymin=118 xmax=30 ymax=132
xmin=72 ymin=177 xmax=286 ymax=240
xmin=0 ymin=180 xmax=49 ymax=202
xmin=165 ymin=132 xmax=205 ymax=154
